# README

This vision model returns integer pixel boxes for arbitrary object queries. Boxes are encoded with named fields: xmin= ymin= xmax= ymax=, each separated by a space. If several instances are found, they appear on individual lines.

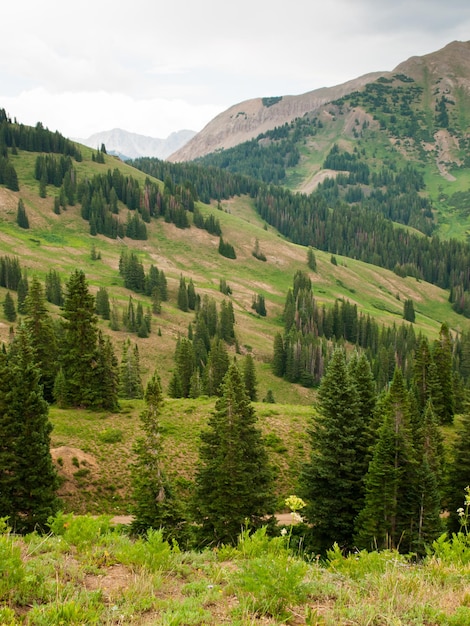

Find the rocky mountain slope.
xmin=76 ymin=127 xmax=196 ymax=160
xmin=169 ymin=40 xmax=470 ymax=163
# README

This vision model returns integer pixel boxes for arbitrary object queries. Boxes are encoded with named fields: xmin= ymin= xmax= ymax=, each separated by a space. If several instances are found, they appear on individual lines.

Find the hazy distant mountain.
xmin=76 ymin=128 xmax=196 ymax=160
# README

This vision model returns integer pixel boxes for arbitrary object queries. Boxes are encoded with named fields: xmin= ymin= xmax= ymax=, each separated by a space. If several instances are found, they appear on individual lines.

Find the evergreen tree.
xmin=16 ymin=199 xmax=29 ymax=229
xmin=60 ymin=269 xmax=117 ymax=409
xmin=23 ymin=276 xmax=59 ymax=402
xmin=16 ymin=273 xmax=29 ymax=315
xmin=446 ymin=395 xmax=470 ymax=533
xmin=413 ymin=401 xmax=445 ymax=552
xmin=243 ymin=353 xmax=258 ymax=401
xmin=187 ymin=278 xmax=197 ymax=310
xmin=203 ymin=337 xmax=230 ymax=396
xmin=219 ymin=300 xmax=235 ymax=344
xmin=3 ymin=291 xmax=16 ymax=322
xmin=177 ymin=275 xmax=189 ymax=312
xmin=95 ymin=331 xmax=120 ymax=412
xmin=413 ymin=336 xmax=432 ymax=413
xmin=272 ymin=333 xmax=286 ymax=377
xmin=120 ymin=339 xmax=144 ymax=399
xmin=300 ymin=348 xmax=365 ymax=553
xmin=95 ymin=286 xmax=110 ymax=319
xmin=307 ymin=246 xmax=317 ymax=271
xmin=45 ymin=269 xmax=64 ymax=306
xmin=0 ymin=326 xmax=59 ymax=532
xmin=430 ymin=323 xmax=454 ymax=424
xmin=193 ymin=363 xmax=275 ymax=545
xmin=355 ymin=368 xmax=417 ymax=552
xmin=131 ymin=371 xmax=186 ymax=542
xmin=403 ymin=299 xmax=416 ymax=323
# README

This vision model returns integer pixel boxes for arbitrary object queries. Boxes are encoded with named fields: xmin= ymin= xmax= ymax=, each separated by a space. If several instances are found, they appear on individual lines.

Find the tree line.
xmin=273 ymin=271 xmax=463 ymax=424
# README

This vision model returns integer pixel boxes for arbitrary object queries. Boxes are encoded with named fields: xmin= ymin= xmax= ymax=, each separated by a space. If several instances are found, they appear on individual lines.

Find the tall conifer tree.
xmin=0 ymin=325 xmax=59 ymax=532
xmin=355 ymin=368 xmax=417 ymax=552
xmin=193 ymin=363 xmax=275 ymax=545
xmin=24 ymin=276 xmax=58 ymax=402
xmin=300 ymin=348 xmax=365 ymax=553
xmin=131 ymin=371 xmax=185 ymax=542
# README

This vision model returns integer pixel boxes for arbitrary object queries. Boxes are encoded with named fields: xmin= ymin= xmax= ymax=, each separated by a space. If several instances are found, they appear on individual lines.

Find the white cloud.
xmin=0 ymin=0 xmax=469 ymax=138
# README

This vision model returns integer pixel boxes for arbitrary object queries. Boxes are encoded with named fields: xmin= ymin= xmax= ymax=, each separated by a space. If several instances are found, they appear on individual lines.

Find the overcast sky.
xmin=1 ymin=0 xmax=469 ymax=140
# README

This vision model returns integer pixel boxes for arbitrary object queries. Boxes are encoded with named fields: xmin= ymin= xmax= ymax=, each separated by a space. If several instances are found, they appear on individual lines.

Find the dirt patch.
xmin=51 ymin=446 xmax=100 ymax=506
xmin=84 ymin=564 xmax=134 ymax=600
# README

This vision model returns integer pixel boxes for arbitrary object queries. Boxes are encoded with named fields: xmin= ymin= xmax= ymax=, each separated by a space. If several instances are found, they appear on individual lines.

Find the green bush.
xmin=98 ymin=428 xmax=123 ymax=443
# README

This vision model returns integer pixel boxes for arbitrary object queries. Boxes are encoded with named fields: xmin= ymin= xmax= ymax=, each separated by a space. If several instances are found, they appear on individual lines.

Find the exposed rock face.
xmin=169 ymin=40 xmax=470 ymax=164
xmin=168 ymin=72 xmax=385 ymax=162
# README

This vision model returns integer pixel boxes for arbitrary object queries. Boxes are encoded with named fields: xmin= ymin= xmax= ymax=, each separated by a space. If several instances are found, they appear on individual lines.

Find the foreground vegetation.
xmin=1 ymin=511 xmax=470 ymax=625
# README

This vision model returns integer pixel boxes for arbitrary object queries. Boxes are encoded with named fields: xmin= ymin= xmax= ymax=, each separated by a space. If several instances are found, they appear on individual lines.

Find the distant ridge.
xmin=75 ymin=127 xmax=196 ymax=160
xmin=168 ymin=40 xmax=470 ymax=163
xmin=167 ymin=72 xmax=386 ymax=162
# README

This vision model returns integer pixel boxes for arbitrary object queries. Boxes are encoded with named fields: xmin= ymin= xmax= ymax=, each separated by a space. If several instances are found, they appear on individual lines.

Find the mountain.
xmin=168 ymin=72 xmax=385 ymax=162
xmin=76 ymin=127 xmax=196 ymax=160
xmin=169 ymin=40 xmax=470 ymax=164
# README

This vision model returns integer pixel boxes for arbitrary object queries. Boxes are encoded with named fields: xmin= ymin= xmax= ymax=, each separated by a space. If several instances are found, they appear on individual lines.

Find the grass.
xmin=49 ymin=397 xmax=313 ymax=516
xmin=2 ymin=517 xmax=470 ymax=625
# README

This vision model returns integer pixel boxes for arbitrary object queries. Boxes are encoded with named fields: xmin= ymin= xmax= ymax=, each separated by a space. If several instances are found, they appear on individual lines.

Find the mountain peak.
xmin=76 ymin=128 xmax=196 ymax=160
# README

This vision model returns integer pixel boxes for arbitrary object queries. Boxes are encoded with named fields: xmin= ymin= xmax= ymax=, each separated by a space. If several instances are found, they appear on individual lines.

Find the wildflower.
xmin=281 ymin=527 xmax=288 ymax=536
xmin=285 ymin=495 xmax=306 ymax=513
xmin=457 ymin=507 xmax=465 ymax=517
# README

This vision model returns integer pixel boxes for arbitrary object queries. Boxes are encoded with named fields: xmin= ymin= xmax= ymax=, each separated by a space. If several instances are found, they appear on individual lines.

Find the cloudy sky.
xmin=1 ymin=0 xmax=470 ymax=140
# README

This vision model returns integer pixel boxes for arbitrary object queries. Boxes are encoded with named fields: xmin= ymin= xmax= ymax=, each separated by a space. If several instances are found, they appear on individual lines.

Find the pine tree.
xmin=446 ymin=395 xmax=470 ymax=533
xmin=0 ymin=325 xmax=59 ymax=532
xmin=300 ymin=348 xmax=366 ymax=553
xmin=16 ymin=199 xmax=29 ymax=229
xmin=203 ymin=337 xmax=230 ymax=396
xmin=120 ymin=339 xmax=144 ymax=399
xmin=177 ymin=275 xmax=189 ymax=312
xmin=193 ymin=363 xmax=275 ymax=545
xmin=131 ymin=371 xmax=186 ymax=542
xmin=413 ymin=401 xmax=445 ymax=552
xmin=403 ymin=299 xmax=415 ymax=323
xmin=60 ymin=269 xmax=117 ymax=409
xmin=307 ymin=246 xmax=317 ymax=271
xmin=430 ymin=323 xmax=454 ymax=424
xmin=3 ymin=291 xmax=16 ymax=322
xmin=355 ymin=368 xmax=417 ymax=552
xmin=95 ymin=286 xmax=110 ymax=319
xmin=16 ymin=273 xmax=29 ymax=315
xmin=23 ymin=276 xmax=59 ymax=403
xmin=243 ymin=354 xmax=258 ymax=401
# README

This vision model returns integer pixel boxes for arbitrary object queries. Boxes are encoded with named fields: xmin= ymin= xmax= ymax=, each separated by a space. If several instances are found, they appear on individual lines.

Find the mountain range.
xmin=75 ymin=127 xmax=196 ymax=160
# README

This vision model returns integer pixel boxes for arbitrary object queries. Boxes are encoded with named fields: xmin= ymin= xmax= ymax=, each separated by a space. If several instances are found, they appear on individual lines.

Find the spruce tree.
xmin=3 ymin=291 xmax=16 ymax=322
xmin=16 ymin=199 xmax=29 ymax=229
xmin=60 ymin=269 xmax=117 ymax=409
xmin=23 ymin=276 xmax=59 ymax=402
xmin=193 ymin=363 xmax=275 ymax=545
xmin=300 ymin=348 xmax=365 ymax=553
xmin=177 ymin=275 xmax=189 ymax=312
xmin=243 ymin=354 xmax=258 ymax=401
xmin=120 ymin=339 xmax=144 ymax=399
xmin=131 ymin=371 xmax=186 ymax=542
xmin=430 ymin=323 xmax=454 ymax=424
xmin=203 ymin=337 xmax=230 ymax=396
xmin=0 ymin=325 xmax=59 ymax=532
xmin=16 ymin=273 xmax=29 ymax=314
xmin=446 ymin=396 xmax=470 ymax=533
xmin=355 ymin=368 xmax=417 ymax=552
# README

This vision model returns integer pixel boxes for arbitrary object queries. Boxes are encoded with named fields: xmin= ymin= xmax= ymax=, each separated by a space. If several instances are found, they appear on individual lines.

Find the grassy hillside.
xmin=2 ymin=138 xmax=470 ymax=513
